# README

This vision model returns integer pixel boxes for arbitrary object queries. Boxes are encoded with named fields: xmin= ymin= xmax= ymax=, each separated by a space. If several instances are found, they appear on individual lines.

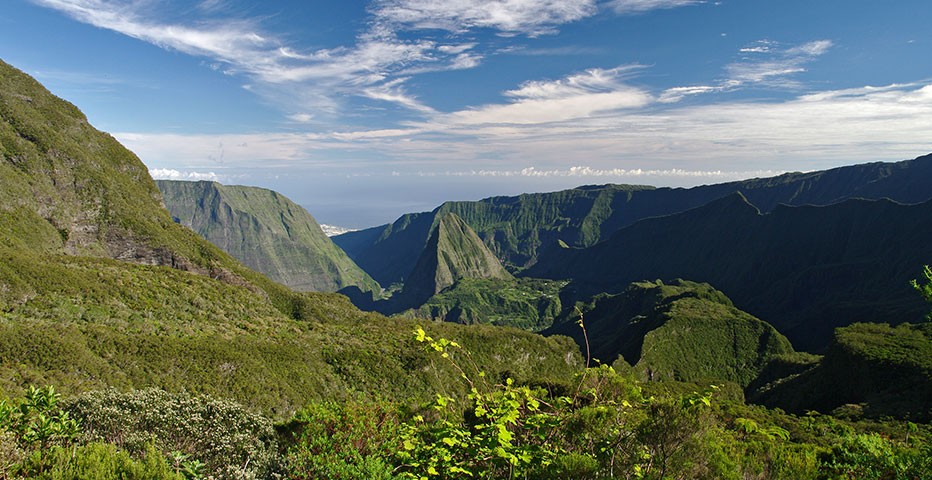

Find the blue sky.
xmin=3 ymin=0 xmax=931 ymax=227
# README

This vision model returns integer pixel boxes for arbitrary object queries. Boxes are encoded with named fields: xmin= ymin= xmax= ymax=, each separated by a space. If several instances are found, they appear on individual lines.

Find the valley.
xmin=1 ymin=57 xmax=929 ymax=478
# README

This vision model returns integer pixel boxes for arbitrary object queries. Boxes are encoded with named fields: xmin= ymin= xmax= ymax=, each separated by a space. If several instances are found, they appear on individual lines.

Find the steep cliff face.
xmin=157 ymin=180 xmax=379 ymax=293
xmin=398 ymin=213 xmax=512 ymax=307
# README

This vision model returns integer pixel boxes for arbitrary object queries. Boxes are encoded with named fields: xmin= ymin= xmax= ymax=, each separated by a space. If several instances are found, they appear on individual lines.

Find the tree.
xmin=910 ymin=265 xmax=932 ymax=319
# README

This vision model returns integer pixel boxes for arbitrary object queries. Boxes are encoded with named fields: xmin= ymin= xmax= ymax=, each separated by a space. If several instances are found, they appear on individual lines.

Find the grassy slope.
xmin=157 ymin=180 xmax=379 ymax=293
xmin=0 ymin=58 xmax=581 ymax=415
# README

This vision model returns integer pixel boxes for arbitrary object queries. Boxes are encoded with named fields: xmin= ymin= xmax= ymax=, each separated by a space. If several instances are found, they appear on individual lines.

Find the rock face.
xmin=157 ymin=180 xmax=378 ymax=293
xmin=398 ymin=213 xmax=512 ymax=307
xmin=0 ymin=59 xmax=235 ymax=275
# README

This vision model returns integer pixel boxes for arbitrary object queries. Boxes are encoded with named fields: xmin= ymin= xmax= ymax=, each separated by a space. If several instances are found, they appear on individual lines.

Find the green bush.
xmin=21 ymin=442 xmax=182 ymax=480
xmin=282 ymin=401 xmax=400 ymax=480
xmin=68 ymin=388 xmax=278 ymax=479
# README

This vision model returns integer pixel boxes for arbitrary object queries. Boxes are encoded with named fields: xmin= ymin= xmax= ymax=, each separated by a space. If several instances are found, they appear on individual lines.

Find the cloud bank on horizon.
xmin=5 ymin=0 xmax=932 ymax=226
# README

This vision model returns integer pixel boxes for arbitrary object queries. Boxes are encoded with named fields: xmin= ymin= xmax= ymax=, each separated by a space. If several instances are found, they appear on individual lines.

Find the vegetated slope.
xmin=157 ymin=180 xmax=378 ymax=293
xmin=750 ymin=322 xmax=932 ymax=421
xmin=335 ymin=153 xmax=932 ymax=286
xmin=0 ymin=59 xmax=582 ymax=413
xmin=529 ymin=193 xmax=932 ymax=352
xmin=546 ymin=279 xmax=794 ymax=388
xmin=397 ymin=213 xmax=512 ymax=306
xmin=398 ymin=277 xmax=567 ymax=331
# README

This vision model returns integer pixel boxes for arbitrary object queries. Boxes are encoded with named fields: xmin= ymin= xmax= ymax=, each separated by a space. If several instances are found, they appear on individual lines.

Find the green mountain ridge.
xmin=157 ymin=179 xmax=378 ymax=293
xmin=529 ymin=193 xmax=932 ymax=352
xmin=398 ymin=277 xmax=567 ymax=331
xmin=335 ymin=153 xmax=932 ymax=286
xmin=547 ymin=279 xmax=795 ymax=388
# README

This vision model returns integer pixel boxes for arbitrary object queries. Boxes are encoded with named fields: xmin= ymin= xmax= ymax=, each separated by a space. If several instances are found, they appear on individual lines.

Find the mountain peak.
xmin=399 ymin=212 xmax=511 ymax=306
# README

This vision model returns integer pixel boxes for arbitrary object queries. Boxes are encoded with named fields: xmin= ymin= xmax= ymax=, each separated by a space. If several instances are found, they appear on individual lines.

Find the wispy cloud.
xmin=372 ymin=0 xmax=597 ymax=36
xmin=428 ymin=65 xmax=652 ymax=125
xmin=659 ymin=39 xmax=833 ymax=102
xmin=32 ymin=0 xmax=602 ymax=117
xmin=608 ymin=0 xmax=703 ymax=15
xmin=725 ymin=39 xmax=833 ymax=87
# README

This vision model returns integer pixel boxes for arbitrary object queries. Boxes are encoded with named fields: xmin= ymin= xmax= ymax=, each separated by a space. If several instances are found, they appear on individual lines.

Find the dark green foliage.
xmin=531 ymin=194 xmax=932 ymax=351
xmin=282 ymin=402 xmax=401 ymax=479
xmin=157 ymin=180 xmax=379 ymax=294
xmin=911 ymin=264 xmax=932 ymax=318
xmin=546 ymin=280 xmax=795 ymax=388
xmin=400 ymin=277 xmax=567 ymax=331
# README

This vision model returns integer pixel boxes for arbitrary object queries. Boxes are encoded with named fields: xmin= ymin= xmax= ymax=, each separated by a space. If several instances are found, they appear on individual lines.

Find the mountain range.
xmin=335 ymin=153 xmax=932 ymax=286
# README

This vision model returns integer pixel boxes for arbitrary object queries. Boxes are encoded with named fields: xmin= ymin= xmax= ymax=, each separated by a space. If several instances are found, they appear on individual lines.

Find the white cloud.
xmin=658 ymin=39 xmax=834 ymax=103
xmin=287 ymin=113 xmax=314 ymax=123
xmin=373 ymin=0 xmax=597 ymax=35
xmin=125 ymin=81 xmax=932 ymax=182
xmin=30 ymin=0 xmax=488 ymax=115
xmin=409 ymin=166 xmax=780 ymax=178
xmin=658 ymin=85 xmax=719 ymax=103
xmin=149 ymin=168 xmax=222 ymax=182
xmin=608 ymin=0 xmax=703 ymax=15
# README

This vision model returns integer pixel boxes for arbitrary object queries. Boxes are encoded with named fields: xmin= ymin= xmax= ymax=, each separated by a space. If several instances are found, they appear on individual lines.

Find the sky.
xmin=2 ymin=0 xmax=931 ymax=228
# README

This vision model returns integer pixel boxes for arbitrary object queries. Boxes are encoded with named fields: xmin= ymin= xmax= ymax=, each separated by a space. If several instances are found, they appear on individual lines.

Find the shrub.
xmin=67 ymin=388 xmax=278 ymax=479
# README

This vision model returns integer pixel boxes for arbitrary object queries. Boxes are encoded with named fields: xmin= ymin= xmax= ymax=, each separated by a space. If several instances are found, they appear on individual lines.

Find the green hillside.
xmin=530 ymin=193 xmax=932 ymax=352
xmin=0 ymin=58 xmax=582 ymax=414
xmin=157 ymin=179 xmax=378 ymax=293
xmin=546 ymin=280 xmax=795 ymax=388
xmin=335 ymin=154 xmax=932 ymax=286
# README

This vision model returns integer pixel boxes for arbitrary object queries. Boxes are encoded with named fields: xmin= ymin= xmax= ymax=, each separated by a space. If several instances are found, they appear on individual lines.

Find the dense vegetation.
xmin=157 ymin=180 xmax=379 ymax=294
xmin=546 ymin=280 xmax=796 ymax=388
xmin=3 ymin=334 xmax=929 ymax=479
xmin=753 ymin=322 xmax=932 ymax=421
xmin=399 ymin=277 xmax=567 ymax=331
